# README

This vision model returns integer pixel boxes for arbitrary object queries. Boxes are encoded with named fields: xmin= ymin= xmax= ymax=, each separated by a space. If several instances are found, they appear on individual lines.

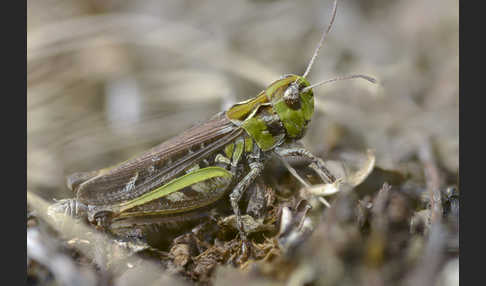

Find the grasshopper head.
xmin=227 ymin=74 xmax=315 ymax=151
xmin=268 ymin=74 xmax=314 ymax=140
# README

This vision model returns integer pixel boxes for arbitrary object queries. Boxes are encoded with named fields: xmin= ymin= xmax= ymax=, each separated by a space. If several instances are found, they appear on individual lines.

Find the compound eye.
xmin=283 ymin=84 xmax=301 ymax=110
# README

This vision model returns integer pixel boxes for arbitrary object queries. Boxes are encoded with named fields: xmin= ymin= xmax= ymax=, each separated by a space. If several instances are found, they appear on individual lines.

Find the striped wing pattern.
xmin=73 ymin=112 xmax=241 ymax=205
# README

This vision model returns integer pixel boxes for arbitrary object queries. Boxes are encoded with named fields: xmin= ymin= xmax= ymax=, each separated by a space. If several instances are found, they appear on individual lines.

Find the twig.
xmin=418 ymin=137 xmax=442 ymax=224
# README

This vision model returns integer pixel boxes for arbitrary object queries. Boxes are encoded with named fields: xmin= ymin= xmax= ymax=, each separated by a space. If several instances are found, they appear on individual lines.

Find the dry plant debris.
xmin=28 ymin=147 xmax=459 ymax=285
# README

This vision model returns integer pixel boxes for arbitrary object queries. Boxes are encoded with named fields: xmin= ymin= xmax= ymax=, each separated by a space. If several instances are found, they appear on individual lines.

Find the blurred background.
xmin=27 ymin=0 xmax=458 ymax=201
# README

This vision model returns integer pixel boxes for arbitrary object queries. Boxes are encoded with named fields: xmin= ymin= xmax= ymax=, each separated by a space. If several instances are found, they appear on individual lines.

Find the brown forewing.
xmin=73 ymin=112 xmax=242 ymax=206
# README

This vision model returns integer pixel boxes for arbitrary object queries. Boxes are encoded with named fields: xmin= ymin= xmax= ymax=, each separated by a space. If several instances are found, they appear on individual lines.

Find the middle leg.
xmin=229 ymin=161 xmax=264 ymax=241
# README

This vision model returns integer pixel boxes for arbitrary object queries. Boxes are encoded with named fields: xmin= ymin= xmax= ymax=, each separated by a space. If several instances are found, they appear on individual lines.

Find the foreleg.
xmin=273 ymin=147 xmax=337 ymax=183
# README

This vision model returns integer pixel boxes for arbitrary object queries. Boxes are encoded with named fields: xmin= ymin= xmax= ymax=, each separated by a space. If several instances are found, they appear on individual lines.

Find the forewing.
xmin=74 ymin=112 xmax=241 ymax=205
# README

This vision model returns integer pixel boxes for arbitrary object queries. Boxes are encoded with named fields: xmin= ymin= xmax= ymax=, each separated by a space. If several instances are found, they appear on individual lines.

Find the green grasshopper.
xmin=48 ymin=0 xmax=375 ymax=251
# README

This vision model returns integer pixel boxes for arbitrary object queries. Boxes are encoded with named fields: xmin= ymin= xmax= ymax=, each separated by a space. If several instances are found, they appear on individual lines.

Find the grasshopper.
xmin=48 ymin=0 xmax=375 ymax=251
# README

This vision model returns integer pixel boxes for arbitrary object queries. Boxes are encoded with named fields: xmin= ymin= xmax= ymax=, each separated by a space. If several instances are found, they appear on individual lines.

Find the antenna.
xmin=302 ymin=74 xmax=377 ymax=93
xmin=302 ymin=0 xmax=339 ymax=79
